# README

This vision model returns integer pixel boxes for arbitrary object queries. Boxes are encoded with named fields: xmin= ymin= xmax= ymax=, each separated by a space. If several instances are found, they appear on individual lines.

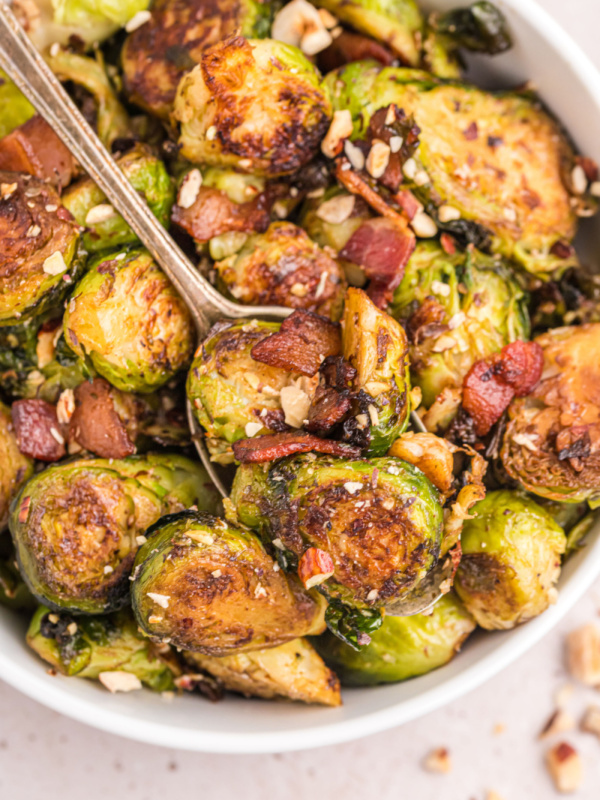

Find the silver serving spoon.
xmin=0 ymin=1 xmax=445 ymax=615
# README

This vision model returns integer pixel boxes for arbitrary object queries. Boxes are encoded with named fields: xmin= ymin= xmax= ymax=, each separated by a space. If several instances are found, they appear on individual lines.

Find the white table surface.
xmin=3 ymin=2 xmax=600 ymax=798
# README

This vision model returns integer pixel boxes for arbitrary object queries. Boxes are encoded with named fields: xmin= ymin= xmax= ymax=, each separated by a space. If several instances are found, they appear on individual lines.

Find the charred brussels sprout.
xmin=131 ymin=511 xmax=327 ymax=654
xmin=0 ymin=69 xmax=35 ymax=138
xmin=502 ymin=324 xmax=600 ymax=505
xmin=64 ymin=247 xmax=194 ymax=394
xmin=122 ymin=0 xmax=273 ymax=120
xmin=391 ymin=241 xmax=529 ymax=409
xmin=214 ymin=222 xmax=346 ymax=320
xmin=232 ymin=453 xmax=443 ymax=609
xmin=313 ymin=0 xmax=424 ymax=66
xmin=342 ymin=288 xmax=411 ymax=455
xmin=454 ymin=491 xmax=566 ymax=629
xmin=314 ymin=592 xmax=475 ymax=685
xmin=174 ymin=36 xmax=332 ymax=177
xmin=62 ymin=147 xmax=175 ymax=253
xmin=27 ymin=606 xmax=177 ymax=691
xmin=0 ymin=402 xmax=33 ymax=530
xmin=0 ymin=173 xmax=83 ymax=328
xmin=9 ymin=454 xmax=220 ymax=614
xmin=184 ymin=637 xmax=341 ymax=706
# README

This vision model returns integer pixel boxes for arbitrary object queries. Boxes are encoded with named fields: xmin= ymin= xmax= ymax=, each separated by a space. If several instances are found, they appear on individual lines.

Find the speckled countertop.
xmin=2 ymin=2 xmax=600 ymax=798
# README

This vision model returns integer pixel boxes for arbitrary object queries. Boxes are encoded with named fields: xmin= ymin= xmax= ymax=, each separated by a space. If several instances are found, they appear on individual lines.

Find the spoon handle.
xmin=0 ymin=2 xmax=289 ymax=335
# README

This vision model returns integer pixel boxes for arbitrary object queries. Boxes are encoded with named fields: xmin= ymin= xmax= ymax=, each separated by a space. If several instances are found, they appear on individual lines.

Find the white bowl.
xmin=2 ymin=0 xmax=600 ymax=754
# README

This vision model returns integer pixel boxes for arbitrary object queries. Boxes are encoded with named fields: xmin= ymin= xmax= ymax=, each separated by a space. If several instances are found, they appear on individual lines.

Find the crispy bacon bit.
xmin=232 ymin=431 xmax=361 ymax=463
xmin=298 ymin=547 xmax=335 ymax=589
xmin=393 ymin=189 xmax=421 ymax=221
xmin=440 ymin=232 xmax=457 ymax=255
xmin=0 ymin=115 xmax=75 ymax=188
xmin=339 ymin=218 xmax=415 ymax=309
xmin=251 ymin=310 xmax=341 ymax=376
xmin=335 ymin=158 xmax=410 ymax=226
xmin=463 ymin=122 xmax=478 ymax=141
xmin=305 ymin=385 xmax=351 ymax=435
xmin=550 ymin=240 xmax=575 ymax=260
xmin=318 ymin=30 xmax=395 ymax=72
xmin=406 ymin=296 xmax=447 ymax=344
xmin=576 ymin=155 xmax=599 ymax=183
xmin=462 ymin=340 xmax=544 ymax=436
xmin=12 ymin=399 xmax=66 ymax=462
xmin=68 ymin=378 xmax=136 ymax=459
xmin=320 ymin=355 xmax=357 ymax=391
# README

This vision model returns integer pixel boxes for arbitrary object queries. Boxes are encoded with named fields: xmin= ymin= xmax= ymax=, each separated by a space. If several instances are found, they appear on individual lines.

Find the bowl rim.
xmin=3 ymin=0 xmax=600 ymax=755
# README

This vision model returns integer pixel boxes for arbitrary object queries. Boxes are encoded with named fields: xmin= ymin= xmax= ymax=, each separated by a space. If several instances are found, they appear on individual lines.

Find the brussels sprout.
xmin=342 ymin=288 xmax=410 ymax=454
xmin=122 ymin=0 xmax=273 ymax=120
xmin=174 ymin=37 xmax=332 ymax=177
xmin=454 ymin=491 xmax=566 ymax=629
xmin=64 ymin=247 xmax=194 ymax=394
xmin=0 ymin=536 xmax=35 ymax=611
xmin=187 ymin=319 xmax=303 ymax=464
xmin=326 ymin=63 xmax=581 ymax=273
xmin=62 ymin=147 xmax=175 ymax=253
xmin=52 ymin=0 xmax=150 ymax=28
xmin=391 ymin=241 xmax=529 ymax=409
xmin=184 ymin=637 xmax=341 ymax=706
xmin=10 ymin=454 xmax=221 ymax=614
xmin=313 ymin=0 xmax=424 ymax=66
xmin=214 ymin=222 xmax=346 ymax=320
xmin=27 ymin=605 xmax=177 ymax=691
xmin=46 ymin=49 xmax=131 ymax=149
xmin=502 ymin=324 xmax=600 ymax=505
xmin=0 ymin=69 xmax=35 ymax=139
xmin=0 ymin=402 xmax=33 ymax=530
xmin=314 ymin=592 xmax=475 ymax=685
xmin=231 ymin=452 xmax=443 ymax=610
xmin=0 ymin=173 xmax=83 ymax=328
xmin=131 ymin=511 xmax=327 ymax=654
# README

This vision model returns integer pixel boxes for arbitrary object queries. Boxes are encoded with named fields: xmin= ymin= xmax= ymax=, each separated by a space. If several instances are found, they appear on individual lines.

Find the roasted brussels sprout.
xmin=314 ymin=592 xmax=475 ymax=685
xmin=131 ymin=511 xmax=327 ymax=654
xmin=62 ymin=147 xmax=175 ymax=253
xmin=174 ymin=36 xmax=332 ymax=177
xmin=0 ymin=69 xmax=35 ymax=138
xmin=313 ymin=0 xmax=424 ymax=66
xmin=502 ymin=324 xmax=600 ymax=505
xmin=122 ymin=0 xmax=273 ymax=120
xmin=454 ymin=491 xmax=566 ymax=629
xmin=0 ymin=536 xmax=35 ymax=611
xmin=51 ymin=0 xmax=151 ymax=32
xmin=10 ymin=454 xmax=221 ymax=614
xmin=391 ymin=241 xmax=529 ymax=410
xmin=184 ymin=637 xmax=341 ymax=706
xmin=0 ymin=173 xmax=83 ymax=328
xmin=63 ymin=247 xmax=194 ymax=394
xmin=27 ymin=605 xmax=177 ymax=691
xmin=342 ymin=288 xmax=411 ymax=454
xmin=0 ymin=402 xmax=33 ymax=530
xmin=231 ymin=452 xmax=444 ymax=610
xmin=214 ymin=222 xmax=346 ymax=320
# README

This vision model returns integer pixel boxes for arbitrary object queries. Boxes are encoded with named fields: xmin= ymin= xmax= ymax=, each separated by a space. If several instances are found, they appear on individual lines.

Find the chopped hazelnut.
xmin=580 ymin=705 xmax=600 ymax=739
xmin=539 ymin=709 xmax=575 ymax=740
xmin=316 ymin=194 xmax=355 ymax=224
xmin=321 ymin=110 xmax=354 ymax=158
xmin=423 ymin=747 xmax=452 ymax=774
xmin=545 ymin=742 xmax=582 ymax=793
xmin=566 ymin=623 xmax=600 ymax=686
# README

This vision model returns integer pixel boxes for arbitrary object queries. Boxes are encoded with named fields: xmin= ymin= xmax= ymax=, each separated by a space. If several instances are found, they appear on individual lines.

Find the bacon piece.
xmin=0 ymin=116 xmax=75 ymax=188
xmin=12 ymin=399 xmax=66 ymax=462
xmin=305 ymin=386 xmax=351 ymax=435
xmin=68 ymin=378 xmax=136 ymax=459
xmin=318 ymin=31 xmax=395 ymax=73
xmin=335 ymin=158 xmax=410 ymax=226
xmin=298 ymin=547 xmax=335 ymax=589
xmin=171 ymin=186 xmax=273 ymax=243
xmin=576 ymin=155 xmax=599 ymax=183
xmin=393 ymin=189 xmax=421 ymax=221
xmin=320 ymin=355 xmax=357 ymax=391
xmin=440 ymin=233 xmax=457 ymax=255
xmin=340 ymin=218 xmax=415 ymax=309
xmin=462 ymin=340 xmax=544 ymax=436
xmin=251 ymin=310 xmax=341 ymax=376
xmin=232 ymin=431 xmax=361 ymax=463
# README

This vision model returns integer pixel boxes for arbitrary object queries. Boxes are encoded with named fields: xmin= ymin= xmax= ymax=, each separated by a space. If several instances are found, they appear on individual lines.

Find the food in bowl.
xmin=2 ymin=0 xmax=600 ymax=709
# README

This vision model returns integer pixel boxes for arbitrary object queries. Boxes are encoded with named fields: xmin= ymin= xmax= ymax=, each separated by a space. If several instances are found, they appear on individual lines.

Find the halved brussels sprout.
xmin=342 ymin=288 xmax=411 ymax=454
xmin=62 ymin=146 xmax=175 ymax=253
xmin=122 ymin=0 xmax=273 ymax=119
xmin=131 ymin=511 xmax=327 ymax=654
xmin=214 ymin=222 xmax=346 ymax=320
xmin=10 ymin=454 xmax=221 ymax=614
xmin=0 ymin=69 xmax=35 ymax=139
xmin=51 ymin=0 xmax=151 ymax=32
xmin=27 ymin=605 xmax=177 ymax=691
xmin=0 ymin=173 xmax=83 ymax=328
xmin=64 ymin=247 xmax=194 ymax=394
xmin=231 ymin=452 xmax=443 ymax=610
xmin=454 ymin=490 xmax=566 ymax=629
xmin=0 ymin=402 xmax=33 ymax=530
xmin=184 ymin=637 xmax=342 ymax=706
xmin=391 ymin=241 xmax=530 ymax=409
xmin=174 ymin=37 xmax=332 ymax=176
xmin=313 ymin=0 xmax=424 ymax=66
xmin=502 ymin=324 xmax=600 ymax=505
xmin=326 ymin=62 xmax=582 ymax=273
xmin=314 ymin=592 xmax=475 ymax=685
